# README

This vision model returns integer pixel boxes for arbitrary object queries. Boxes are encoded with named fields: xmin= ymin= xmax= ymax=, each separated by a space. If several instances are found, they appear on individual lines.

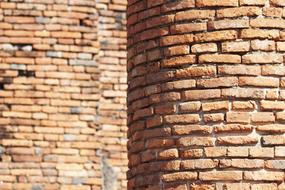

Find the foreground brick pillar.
xmin=127 ymin=0 xmax=285 ymax=189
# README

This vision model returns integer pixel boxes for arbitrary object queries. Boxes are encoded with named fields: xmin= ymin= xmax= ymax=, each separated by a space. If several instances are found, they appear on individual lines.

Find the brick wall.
xmin=127 ymin=0 xmax=285 ymax=189
xmin=0 ymin=0 xmax=127 ymax=190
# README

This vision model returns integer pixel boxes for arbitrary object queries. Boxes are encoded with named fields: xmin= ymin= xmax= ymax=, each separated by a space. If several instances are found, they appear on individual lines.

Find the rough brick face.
xmin=0 ymin=0 xmax=127 ymax=190
xmin=127 ymin=0 xmax=285 ymax=189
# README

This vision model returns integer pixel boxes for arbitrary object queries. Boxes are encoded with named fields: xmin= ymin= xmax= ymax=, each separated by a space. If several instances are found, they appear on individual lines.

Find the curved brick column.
xmin=127 ymin=0 xmax=285 ymax=189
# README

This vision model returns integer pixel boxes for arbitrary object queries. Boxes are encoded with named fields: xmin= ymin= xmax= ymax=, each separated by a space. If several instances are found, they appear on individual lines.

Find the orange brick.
xmin=199 ymin=171 xmax=242 ymax=181
xmin=199 ymin=54 xmax=241 ymax=64
xmin=196 ymin=0 xmax=238 ymax=7
xmin=175 ymin=10 xmax=215 ymax=21
xmin=217 ymin=7 xmax=261 ymax=18
xmin=195 ymin=30 xmax=238 ymax=42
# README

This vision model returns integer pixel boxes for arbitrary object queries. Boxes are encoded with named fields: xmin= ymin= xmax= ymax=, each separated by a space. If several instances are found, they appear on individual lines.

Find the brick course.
xmin=127 ymin=0 xmax=285 ymax=189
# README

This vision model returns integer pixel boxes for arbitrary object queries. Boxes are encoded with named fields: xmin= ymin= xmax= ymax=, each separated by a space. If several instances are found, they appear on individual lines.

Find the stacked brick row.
xmin=127 ymin=0 xmax=285 ymax=189
xmin=0 ymin=0 xmax=127 ymax=190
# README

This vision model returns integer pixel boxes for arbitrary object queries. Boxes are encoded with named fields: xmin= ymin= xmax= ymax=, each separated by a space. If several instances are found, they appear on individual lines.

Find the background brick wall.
xmin=127 ymin=0 xmax=285 ymax=189
xmin=0 ymin=0 xmax=127 ymax=190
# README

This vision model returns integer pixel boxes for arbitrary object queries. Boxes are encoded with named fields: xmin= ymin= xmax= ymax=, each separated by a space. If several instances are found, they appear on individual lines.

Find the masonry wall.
xmin=0 ymin=0 xmax=127 ymax=190
xmin=127 ymin=0 xmax=285 ymax=189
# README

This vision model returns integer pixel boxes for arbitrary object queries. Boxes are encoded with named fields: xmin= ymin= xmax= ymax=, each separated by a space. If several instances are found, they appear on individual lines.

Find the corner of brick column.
xmin=127 ymin=0 xmax=285 ymax=189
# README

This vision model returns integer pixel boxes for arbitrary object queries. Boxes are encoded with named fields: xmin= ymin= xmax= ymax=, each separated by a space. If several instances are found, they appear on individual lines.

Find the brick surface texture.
xmin=127 ymin=0 xmax=285 ymax=190
xmin=0 ymin=0 xmax=127 ymax=190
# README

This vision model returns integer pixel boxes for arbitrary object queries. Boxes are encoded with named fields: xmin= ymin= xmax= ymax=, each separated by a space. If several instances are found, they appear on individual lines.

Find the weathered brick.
xmin=251 ymin=184 xmax=277 ymax=190
xmin=162 ymin=172 xmax=197 ymax=182
xmin=251 ymin=112 xmax=275 ymax=123
xmin=161 ymin=0 xmax=195 ymax=12
xmin=181 ymin=159 xmax=218 ymax=169
xmin=240 ymin=0 xmax=266 ymax=5
xmin=249 ymin=147 xmax=274 ymax=158
xmin=170 ymin=23 xmax=207 ymax=34
xmin=219 ymin=159 xmax=264 ymax=168
xmin=251 ymin=18 xmax=285 ymax=29
xmin=176 ymin=66 xmax=217 ymax=79
xmin=214 ymin=124 xmax=252 ymax=133
xmin=202 ymin=101 xmax=229 ymax=112
xmin=196 ymin=0 xmax=238 ymax=7
xmin=260 ymin=100 xmax=285 ymax=110
xmin=262 ymin=135 xmax=285 ymax=145
xmin=265 ymin=160 xmax=285 ymax=169
xmin=244 ymin=171 xmax=284 ymax=181
xmin=239 ymin=77 xmax=279 ymax=87
xmin=271 ymin=0 xmax=285 ymax=6
xmin=251 ymin=40 xmax=275 ymax=51
xmin=227 ymin=147 xmax=249 ymax=157
xmin=197 ymin=77 xmax=238 ymax=88
xmin=204 ymin=147 xmax=227 ymax=157
xmin=241 ymin=29 xmax=280 ymax=39
xmin=199 ymin=54 xmax=241 ymax=64
xmin=217 ymin=7 xmax=261 ymax=18
xmin=161 ymin=79 xmax=195 ymax=91
xmin=194 ymin=30 xmax=238 ymax=42
xmin=226 ymin=112 xmax=250 ymax=124
xmin=164 ymin=114 xmax=200 ymax=124
xmin=200 ymin=171 xmax=242 ymax=181
xmin=222 ymin=41 xmax=250 ymax=52
xmin=242 ymin=53 xmax=283 ymax=64
xmin=204 ymin=113 xmax=224 ymax=123
xmin=262 ymin=65 xmax=285 ymax=76
xmin=161 ymin=55 xmax=196 ymax=68
xmin=263 ymin=7 xmax=283 ymax=17
xmin=217 ymin=136 xmax=258 ymax=145
xmin=217 ymin=183 xmax=250 ymax=190
xmin=177 ymin=137 xmax=214 ymax=147
xmin=232 ymin=101 xmax=255 ymax=110
xmin=164 ymin=45 xmax=190 ymax=57
xmin=173 ymin=125 xmax=212 ymax=135
xmin=218 ymin=65 xmax=261 ymax=76
xmin=208 ymin=19 xmax=249 ymax=30
xmin=183 ymin=89 xmax=221 ymax=100
xmin=191 ymin=43 xmax=217 ymax=53
xmin=275 ymin=146 xmax=285 ymax=157
xmin=180 ymin=149 xmax=203 ymax=158
xmin=161 ymin=34 xmax=193 ymax=46
xmin=179 ymin=101 xmax=201 ymax=113
xmin=175 ymin=10 xmax=215 ymax=21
